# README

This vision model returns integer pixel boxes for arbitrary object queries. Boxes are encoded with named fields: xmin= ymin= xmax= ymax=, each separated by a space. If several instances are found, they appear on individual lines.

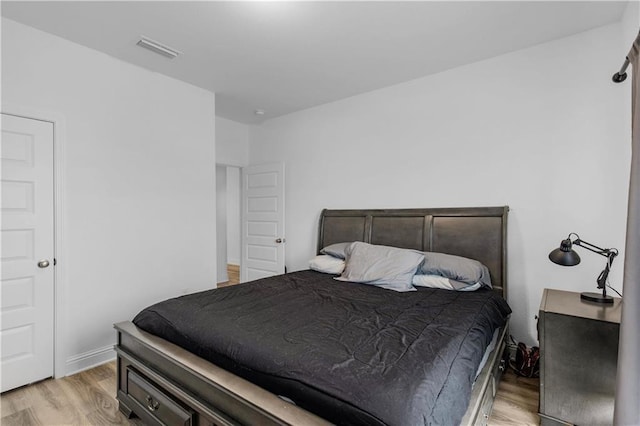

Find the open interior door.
xmin=241 ymin=162 xmax=285 ymax=282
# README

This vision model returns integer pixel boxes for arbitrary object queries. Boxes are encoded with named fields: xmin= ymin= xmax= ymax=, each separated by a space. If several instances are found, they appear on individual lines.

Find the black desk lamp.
xmin=548 ymin=233 xmax=618 ymax=304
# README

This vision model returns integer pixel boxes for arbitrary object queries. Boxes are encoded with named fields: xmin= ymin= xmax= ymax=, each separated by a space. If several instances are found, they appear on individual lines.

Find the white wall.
xmin=250 ymin=23 xmax=632 ymax=345
xmin=2 ymin=18 xmax=217 ymax=374
xmin=216 ymin=116 xmax=250 ymax=167
xmin=215 ymin=117 xmax=248 ymax=271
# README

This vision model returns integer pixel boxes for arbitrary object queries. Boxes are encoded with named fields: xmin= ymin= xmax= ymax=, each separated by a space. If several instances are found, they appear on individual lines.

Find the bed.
xmin=115 ymin=206 xmax=510 ymax=426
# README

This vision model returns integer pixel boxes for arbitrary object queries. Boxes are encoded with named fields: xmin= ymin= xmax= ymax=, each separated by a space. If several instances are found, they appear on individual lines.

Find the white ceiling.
xmin=2 ymin=1 xmax=628 ymax=124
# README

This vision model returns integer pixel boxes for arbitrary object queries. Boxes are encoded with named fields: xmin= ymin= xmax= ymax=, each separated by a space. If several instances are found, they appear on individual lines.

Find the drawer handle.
xmin=146 ymin=395 xmax=160 ymax=412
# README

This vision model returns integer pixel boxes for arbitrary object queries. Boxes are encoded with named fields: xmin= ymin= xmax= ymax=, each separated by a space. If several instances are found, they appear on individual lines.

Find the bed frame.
xmin=115 ymin=206 xmax=509 ymax=426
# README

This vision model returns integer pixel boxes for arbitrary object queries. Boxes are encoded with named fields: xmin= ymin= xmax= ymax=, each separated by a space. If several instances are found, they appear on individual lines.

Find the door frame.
xmin=216 ymin=163 xmax=244 ymax=284
xmin=2 ymin=104 xmax=67 ymax=379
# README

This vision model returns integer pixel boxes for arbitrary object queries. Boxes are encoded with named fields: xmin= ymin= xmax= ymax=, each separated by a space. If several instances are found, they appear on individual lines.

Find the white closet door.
xmin=1 ymin=114 xmax=55 ymax=392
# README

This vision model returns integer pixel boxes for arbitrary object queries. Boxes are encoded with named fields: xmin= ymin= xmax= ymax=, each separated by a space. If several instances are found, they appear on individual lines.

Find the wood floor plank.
xmin=489 ymin=368 xmax=540 ymax=425
xmin=2 ymin=379 xmax=74 ymax=425
xmin=96 ymin=375 xmax=117 ymax=398
xmin=55 ymin=375 xmax=96 ymax=417
xmin=42 ymin=378 xmax=89 ymax=425
xmin=0 ymin=346 xmax=175 ymax=424
xmin=0 ymin=383 xmax=29 ymax=417
xmin=40 ymin=381 xmax=101 ymax=424
xmin=227 ymin=264 xmax=240 ymax=283
xmin=218 ymin=264 xmax=241 ymax=288
xmin=83 ymin=396 xmax=131 ymax=426
xmin=1 ymin=407 xmax=42 ymax=426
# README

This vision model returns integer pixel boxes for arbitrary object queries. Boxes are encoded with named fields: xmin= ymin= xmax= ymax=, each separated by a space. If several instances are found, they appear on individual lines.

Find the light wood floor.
xmin=1 ymin=362 xmax=142 ymax=426
xmin=490 ymin=370 xmax=540 ymax=425
xmin=2 ymin=263 xmax=539 ymax=425
xmin=217 ymin=263 xmax=240 ymax=288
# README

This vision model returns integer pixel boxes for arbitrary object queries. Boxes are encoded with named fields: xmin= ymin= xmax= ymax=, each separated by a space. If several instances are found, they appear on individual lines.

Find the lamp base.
xmin=580 ymin=292 xmax=614 ymax=304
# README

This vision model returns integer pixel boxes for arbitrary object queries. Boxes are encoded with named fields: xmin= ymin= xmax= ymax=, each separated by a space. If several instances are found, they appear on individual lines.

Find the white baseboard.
xmin=227 ymin=259 xmax=240 ymax=267
xmin=65 ymin=345 xmax=115 ymax=376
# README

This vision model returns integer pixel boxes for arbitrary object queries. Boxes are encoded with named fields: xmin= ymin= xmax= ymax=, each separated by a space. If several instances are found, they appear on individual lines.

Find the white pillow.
xmin=412 ymin=274 xmax=482 ymax=291
xmin=309 ymin=255 xmax=345 ymax=275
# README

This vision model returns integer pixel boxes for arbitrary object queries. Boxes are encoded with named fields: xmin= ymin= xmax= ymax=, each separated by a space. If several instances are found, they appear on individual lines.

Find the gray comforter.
xmin=133 ymin=270 xmax=511 ymax=425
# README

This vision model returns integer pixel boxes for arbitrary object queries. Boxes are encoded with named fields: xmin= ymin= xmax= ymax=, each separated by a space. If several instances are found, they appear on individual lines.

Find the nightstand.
xmin=538 ymin=288 xmax=621 ymax=426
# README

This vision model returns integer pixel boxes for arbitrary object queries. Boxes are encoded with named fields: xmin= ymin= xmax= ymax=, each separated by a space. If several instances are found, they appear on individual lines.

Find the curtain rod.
xmin=613 ymin=57 xmax=630 ymax=83
xmin=613 ymin=30 xmax=640 ymax=83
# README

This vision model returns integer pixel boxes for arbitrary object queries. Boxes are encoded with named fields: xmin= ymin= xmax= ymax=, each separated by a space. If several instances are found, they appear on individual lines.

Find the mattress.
xmin=133 ymin=270 xmax=511 ymax=426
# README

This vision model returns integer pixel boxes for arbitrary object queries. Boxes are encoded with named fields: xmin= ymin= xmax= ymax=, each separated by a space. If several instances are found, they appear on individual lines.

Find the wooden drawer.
xmin=475 ymin=374 xmax=496 ymax=426
xmin=491 ymin=354 xmax=506 ymax=385
xmin=127 ymin=367 xmax=194 ymax=426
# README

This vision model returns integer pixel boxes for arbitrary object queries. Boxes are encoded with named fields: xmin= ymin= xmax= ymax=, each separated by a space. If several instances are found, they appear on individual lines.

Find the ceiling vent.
xmin=136 ymin=36 xmax=181 ymax=59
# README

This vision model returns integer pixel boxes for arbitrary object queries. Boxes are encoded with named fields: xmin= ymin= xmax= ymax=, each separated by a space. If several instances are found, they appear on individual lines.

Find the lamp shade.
xmin=549 ymin=238 xmax=581 ymax=266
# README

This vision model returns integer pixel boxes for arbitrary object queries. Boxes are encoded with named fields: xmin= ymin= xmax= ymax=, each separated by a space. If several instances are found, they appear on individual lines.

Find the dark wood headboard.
xmin=317 ymin=206 xmax=509 ymax=298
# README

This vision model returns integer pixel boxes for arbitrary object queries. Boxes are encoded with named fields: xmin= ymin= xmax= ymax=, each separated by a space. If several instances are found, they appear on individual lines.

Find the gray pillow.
xmin=419 ymin=251 xmax=492 ymax=288
xmin=320 ymin=242 xmax=352 ymax=259
xmin=335 ymin=242 xmax=423 ymax=292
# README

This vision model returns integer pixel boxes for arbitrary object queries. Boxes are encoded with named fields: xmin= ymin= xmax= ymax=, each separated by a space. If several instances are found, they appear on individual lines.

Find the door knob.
xmin=275 ymin=238 xmax=285 ymax=243
xmin=37 ymin=260 xmax=50 ymax=268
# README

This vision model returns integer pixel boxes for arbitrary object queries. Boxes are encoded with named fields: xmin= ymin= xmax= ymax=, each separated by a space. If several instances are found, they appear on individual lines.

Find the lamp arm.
xmin=553 ymin=234 xmax=621 ymax=302
xmin=573 ymin=239 xmax=617 ymax=258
